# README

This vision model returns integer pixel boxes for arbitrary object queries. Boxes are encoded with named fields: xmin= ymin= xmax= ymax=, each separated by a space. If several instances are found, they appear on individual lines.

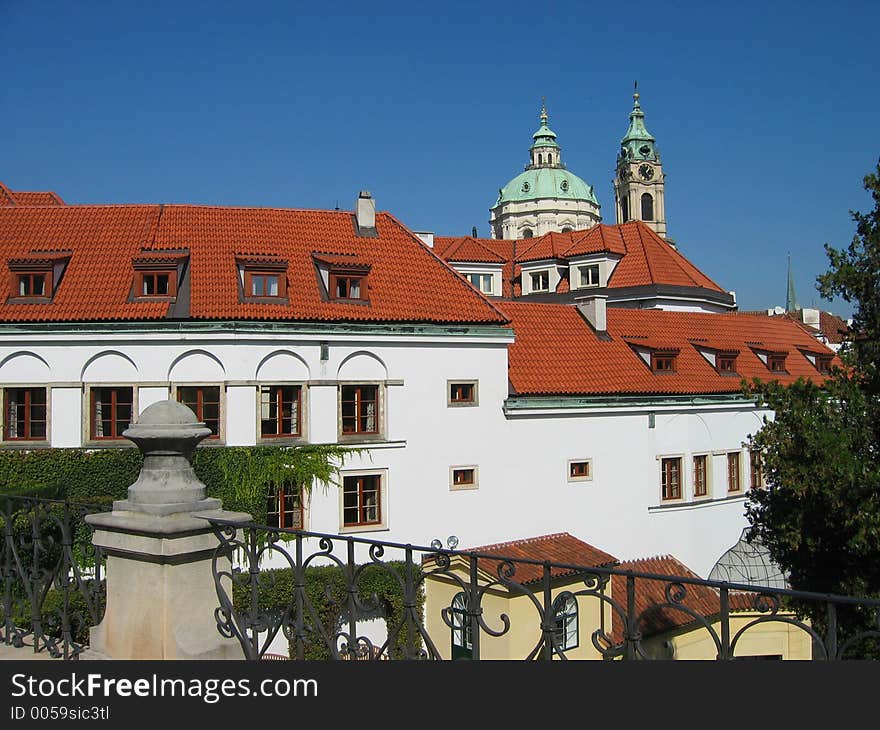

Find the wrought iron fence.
xmin=0 ymin=495 xmax=109 ymax=659
xmin=205 ymin=516 xmax=880 ymax=661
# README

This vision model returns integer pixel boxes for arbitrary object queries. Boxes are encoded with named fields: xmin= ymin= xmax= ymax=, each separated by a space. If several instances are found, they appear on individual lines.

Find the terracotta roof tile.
xmin=502 ymin=302 xmax=840 ymax=396
xmin=12 ymin=191 xmax=65 ymax=206
xmin=0 ymin=205 xmax=508 ymax=325
xmin=467 ymin=532 xmax=618 ymax=584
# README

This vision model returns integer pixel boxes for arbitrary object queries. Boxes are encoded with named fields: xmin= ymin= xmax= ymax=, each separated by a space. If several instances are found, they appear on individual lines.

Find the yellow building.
xmin=423 ymin=534 xmax=812 ymax=660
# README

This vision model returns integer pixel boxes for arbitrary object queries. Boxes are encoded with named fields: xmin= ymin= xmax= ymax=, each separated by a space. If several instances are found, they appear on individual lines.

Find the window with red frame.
xmin=90 ymin=387 xmax=133 ymax=440
xmin=452 ymin=468 xmax=476 ymax=486
xmin=449 ymin=382 xmax=475 ymax=404
xmin=137 ymin=271 xmax=176 ymax=297
xmin=341 ymin=384 xmax=379 ymax=435
xmin=768 ymin=355 xmax=787 ymax=373
xmin=15 ymin=272 xmax=50 ymax=298
xmin=727 ymin=452 xmax=741 ymax=492
xmin=266 ymin=483 xmax=303 ymax=529
xmin=816 ymin=355 xmax=833 ymax=375
xmin=750 ymin=450 xmax=764 ymax=489
xmin=693 ymin=454 xmax=708 ymax=497
xmin=342 ymin=474 xmax=381 ymax=527
xmin=176 ymin=385 xmax=221 ymax=438
xmin=260 ymin=385 xmax=301 ymax=438
xmin=3 ymin=387 xmax=47 ymax=440
xmin=661 ymin=457 xmax=682 ymax=500
xmin=246 ymin=271 xmax=285 ymax=298
xmin=717 ymin=355 xmax=737 ymax=373
xmin=652 ymin=352 xmax=677 ymax=373
xmin=330 ymin=274 xmax=364 ymax=301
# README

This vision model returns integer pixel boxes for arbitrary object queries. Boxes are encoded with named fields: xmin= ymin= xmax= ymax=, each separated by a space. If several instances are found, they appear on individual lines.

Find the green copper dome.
xmin=619 ymin=88 xmax=659 ymax=162
xmin=531 ymin=107 xmax=560 ymax=149
xmin=494 ymin=167 xmax=598 ymax=206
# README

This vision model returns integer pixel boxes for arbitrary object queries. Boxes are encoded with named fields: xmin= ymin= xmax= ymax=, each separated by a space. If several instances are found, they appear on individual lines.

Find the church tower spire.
xmin=786 ymin=254 xmax=799 ymax=312
xmin=528 ymin=99 xmax=562 ymax=169
xmin=613 ymin=84 xmax=668 ymax=239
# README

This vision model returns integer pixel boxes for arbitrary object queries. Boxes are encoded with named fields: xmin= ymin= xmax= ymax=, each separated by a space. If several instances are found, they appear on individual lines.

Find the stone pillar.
xmin=84 ymin=400 xmax=250 ymax=660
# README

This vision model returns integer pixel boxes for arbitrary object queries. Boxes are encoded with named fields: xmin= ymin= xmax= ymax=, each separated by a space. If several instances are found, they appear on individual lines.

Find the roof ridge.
xmin=474 ymin=531 xmax=573 ymax=552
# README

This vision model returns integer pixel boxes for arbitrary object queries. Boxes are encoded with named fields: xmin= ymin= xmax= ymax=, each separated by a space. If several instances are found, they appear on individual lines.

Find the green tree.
xmin=744 ymin=161 xmax=880 ymax=656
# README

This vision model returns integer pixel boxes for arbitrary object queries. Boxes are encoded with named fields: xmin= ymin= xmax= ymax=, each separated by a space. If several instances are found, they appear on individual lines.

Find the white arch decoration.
xmin=0 ymin=352 xmax=51 ymax=383
xmin=337 ymin=351 xmax=388 ymax=381
xmin=81 ymin=351 xmax=139 ymax=382
xmin=167 ymin=350 xmax=226 ymax=382
xmin=255 ymin=351 xmax=310 ymax=381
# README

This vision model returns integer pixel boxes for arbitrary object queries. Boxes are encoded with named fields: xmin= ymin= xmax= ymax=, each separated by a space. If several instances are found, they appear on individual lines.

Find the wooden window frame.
xmin=2 ymin=387 xmax=49 ymax=442
xmin=693 ymin=454 xmax=709 ymax=498
xmin=259 ymin=384 xmax=303 ymax=440
xmin=329 ymin=271 xmax=367 ymax=302
xmin=815 ymin=355 xmax=833 ymax=375
xmin=14 ymin=271 xmax=51 ymax=299
xmin=716 ymin=354 xmax=738 ymax=374
xmin=750 ymin=450 xmax=765 ymax=489
xmin=767 ymin=354 xmax=787 ymax=373
xmin=87 ymin=385 xmax=135 ymax=442
xmin=245 ymin=270 xmax=287 ymax=299
xmin=339 ymin=383 xmax=381 ymax=438
xmin=175 ymin=384 xmax=222 ymax=441
xmin=135 ymin=269 xmax=178 ymax=300
xmin=651 ymin=352 xmax=677 ymax=373
xmin=450 ymin=466 xmax=478 ymax=491
xmin=448 ymin=380 xmax=478 ymax=407
xmin=340 ymin=471 xmax=386 ymax=532
xmin=266 ymin=482 xmax=304 ymax=530
xmin=661 ymin=456 xmax=682 ymax=501
xmin=568 ymin=459 xmax=593 ymax=482
xmin=727 ymin=451 xmax=742 ymax=493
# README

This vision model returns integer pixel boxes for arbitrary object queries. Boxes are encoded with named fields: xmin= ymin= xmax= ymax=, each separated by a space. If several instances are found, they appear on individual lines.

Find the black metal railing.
xmin=205 ymin=517 xmax=880 ymax=661
xmin=0 ymin=496 xmax=109 ymax=659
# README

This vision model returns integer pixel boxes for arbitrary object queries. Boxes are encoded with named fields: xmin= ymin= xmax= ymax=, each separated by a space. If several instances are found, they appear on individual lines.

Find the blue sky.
xmin=1 ymin=0 xmax=877 ymax=317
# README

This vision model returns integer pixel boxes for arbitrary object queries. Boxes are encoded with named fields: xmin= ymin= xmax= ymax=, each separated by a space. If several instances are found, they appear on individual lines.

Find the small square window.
xmin=450 ymin=466 xmax=478 ymax=490
xmin=18 ymin=273 xmax=47 ymax=297
xmin=578 ymin=264 xmax=600 ymax=288
xmin=568 ymin=459 xmax=592 ymax=482
xmin=467 ymin=273 xmax=493 ymax=295
xmin=245 ymin=271 xmax=285 ymax=298
xmin=330 ymin=274 xmax=365 ymax=301
xmin=816 ymin=356 xmax=833 ymax=375
xmin=530 ymin=271 xmax=550 ymax=293
xmin=768 ymin=355 xmax=787 ymax=373
xmin=448 ymin=381 xmax=478 ymax=406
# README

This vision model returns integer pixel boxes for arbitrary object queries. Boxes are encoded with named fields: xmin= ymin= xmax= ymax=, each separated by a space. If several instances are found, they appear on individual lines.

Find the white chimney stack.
xmin=355 ymin=190 xmax=376 ymax=236
xmin=576 ymin=294 xmax=607 ymax=334
xmin=802 ymin=307 xmax=820 ymax=329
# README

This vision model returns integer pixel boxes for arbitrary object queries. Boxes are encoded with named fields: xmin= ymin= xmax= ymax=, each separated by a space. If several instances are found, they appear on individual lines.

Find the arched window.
xmin=538 ymin=153 xmax=543 ymax=165
xmin=561 ymin=227 xmax=573 ymax=233
xmin=621 ymin=197 xmax=629 ymax=222
xmin=522 ymin=228 xmax=534 ymax=239
xmin=548 ymin=153 xmax=553 ymax=164
xmin=451 ymin=592 xmax=472 ymax=659
xmin=641 ymin=193 xmax=654 ymax=221
xmin=552 ymin=594 xmax=578 ymax=651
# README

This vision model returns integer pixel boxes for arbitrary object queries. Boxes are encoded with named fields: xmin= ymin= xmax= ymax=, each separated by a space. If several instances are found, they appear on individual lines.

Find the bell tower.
xmin=613 ymin=85 xmax=667 ymax=238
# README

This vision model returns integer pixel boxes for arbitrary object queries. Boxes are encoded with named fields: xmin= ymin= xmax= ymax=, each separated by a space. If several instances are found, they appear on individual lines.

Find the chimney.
xmin=355 ymin=190 xmax=377 ymax=237
xmin=802 ymin=307 xmax=820 ymax=329
xmin=576 ymin=293 xmax=607 ymax=334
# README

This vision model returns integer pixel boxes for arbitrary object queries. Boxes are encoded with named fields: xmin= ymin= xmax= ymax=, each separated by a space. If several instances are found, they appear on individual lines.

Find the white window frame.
xmin=529 ymin=270 xmax=550 ymax=293
xmin=466 ymin=272 xmax=494 ymax=295
xmin=578 ymin=264 xmax=600 ymax=289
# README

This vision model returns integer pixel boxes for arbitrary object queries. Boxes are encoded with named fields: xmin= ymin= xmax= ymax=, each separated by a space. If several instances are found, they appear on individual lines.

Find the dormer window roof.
xmin=7 ymin=251 xmax=70 ymax=303
xmin=312 ymin=253 xmax=372 ymax=304
xmin=131 ymin=250 xmax=188 ymax=302
xmin=650 ymin=349 xmax=679 ymax=373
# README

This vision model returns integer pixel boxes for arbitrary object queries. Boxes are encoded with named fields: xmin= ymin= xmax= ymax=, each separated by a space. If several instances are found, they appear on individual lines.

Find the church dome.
xmin=494 ymin=167 xmax=598 ymax=207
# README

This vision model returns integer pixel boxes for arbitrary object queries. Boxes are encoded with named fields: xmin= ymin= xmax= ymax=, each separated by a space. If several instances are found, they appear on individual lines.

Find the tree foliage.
xmin=744 ymin=160 xmax=880 ymax=651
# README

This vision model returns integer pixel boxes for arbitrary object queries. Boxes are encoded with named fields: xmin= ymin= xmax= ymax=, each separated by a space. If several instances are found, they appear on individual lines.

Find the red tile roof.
xmin=502 ymin=302 xmax=840 ymax=396
xmin=434 ymin=222 xmax=725 ymax=294
xmin=465 ymin=532 xmax=618 ymax=584
xmin=608 ymin=555 xmax=767 ymax=642
xmin=0 ymin=183 xmax=65 ymax=207
xmin=0 ymin=204 xmax=508 ymax=325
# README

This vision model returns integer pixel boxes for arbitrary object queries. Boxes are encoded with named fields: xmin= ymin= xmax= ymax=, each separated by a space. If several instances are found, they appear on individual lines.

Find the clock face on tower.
xmin=638 ymin=164 xmax=654 ymax=181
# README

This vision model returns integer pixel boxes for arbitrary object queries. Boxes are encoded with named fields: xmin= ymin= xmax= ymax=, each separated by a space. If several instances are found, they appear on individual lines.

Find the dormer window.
xmin=131 ymin=250 xmax=187 ymax=302
xmin=651 ymin=351 xmax=677 ymax=373
xmin=816 ymin=355 xmax=833 ymax=375
xmin=237 ymin=256 xmax=289 ymax=303
xmin=530 ymin=271 xmax=549 ymax=292
xmin=7 ymin=253 xmax=69 ymax=303
xmin=312 ymin=253 xmax=371 ymax=305
xmin=768 ymin=353 xmax=787 ymax=373
xmin=578 ymin=264 xmax=600 ymax=288
xmin=717 ymin=353 xmax=738 ymax=374
xmin=330 ymin=273 xmax=363 ymax=301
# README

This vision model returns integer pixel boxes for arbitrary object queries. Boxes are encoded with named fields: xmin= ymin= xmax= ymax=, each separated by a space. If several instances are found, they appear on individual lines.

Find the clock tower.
xmin=613 ymin=86 xmax=668 ymax=239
